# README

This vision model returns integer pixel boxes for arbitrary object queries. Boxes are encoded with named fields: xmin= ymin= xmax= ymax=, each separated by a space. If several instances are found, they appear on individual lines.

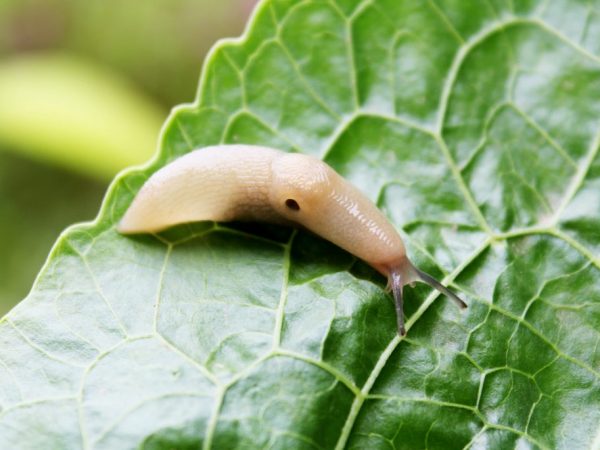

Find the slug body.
xmin=119 ymin=145 xmax=465 ymax=335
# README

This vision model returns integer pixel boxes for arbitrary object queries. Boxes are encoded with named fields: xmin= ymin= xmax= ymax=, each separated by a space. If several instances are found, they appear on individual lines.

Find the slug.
xmin=118 ymin=145 xmax=466 ymax=335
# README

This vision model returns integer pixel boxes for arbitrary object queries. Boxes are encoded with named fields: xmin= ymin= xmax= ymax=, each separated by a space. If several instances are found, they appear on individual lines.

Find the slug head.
xmin=269 ymin=153 xmax=331 ymax=222
xmin=389 ymin=259 xmax=467 ymax=335
xmin=269 ymin=152 xmax=467 ymax=337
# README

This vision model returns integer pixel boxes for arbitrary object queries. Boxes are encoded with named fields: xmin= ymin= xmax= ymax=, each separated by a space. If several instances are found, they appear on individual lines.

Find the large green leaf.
xmin=1 ymin=0 xmax=599 ymax=448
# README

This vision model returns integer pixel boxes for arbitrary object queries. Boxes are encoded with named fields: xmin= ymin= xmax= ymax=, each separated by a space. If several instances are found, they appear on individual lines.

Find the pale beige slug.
xmin=118 ymin=144 xmax=466 ymax=335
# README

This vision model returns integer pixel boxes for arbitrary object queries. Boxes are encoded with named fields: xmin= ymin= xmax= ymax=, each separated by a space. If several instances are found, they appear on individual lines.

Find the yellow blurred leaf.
xmin=0 ymin=52 xmax=165 ymax=180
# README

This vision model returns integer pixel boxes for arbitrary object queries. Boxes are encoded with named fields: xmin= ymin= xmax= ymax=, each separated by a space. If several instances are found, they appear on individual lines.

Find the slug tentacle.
xmin=388 ymin=259 xmax=466 ymax=336
xmin=413 ymin=266 xmax=467 ymax=309
xmin=390 ymin=270 xmax=406 ymax=335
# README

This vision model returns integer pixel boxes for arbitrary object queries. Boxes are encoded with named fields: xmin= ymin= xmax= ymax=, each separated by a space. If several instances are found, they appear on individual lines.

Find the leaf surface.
xmin=2 ymin=1 xmax=600 ymax=449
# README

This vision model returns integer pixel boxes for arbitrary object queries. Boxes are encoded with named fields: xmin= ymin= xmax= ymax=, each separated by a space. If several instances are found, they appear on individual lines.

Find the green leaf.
xmin=1 ymin=0 xmax=599 ymax=448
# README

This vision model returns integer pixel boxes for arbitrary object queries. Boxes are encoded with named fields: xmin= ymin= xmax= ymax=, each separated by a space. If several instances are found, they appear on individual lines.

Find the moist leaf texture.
xmin=1 ymin=1 xmax=600 ymax=449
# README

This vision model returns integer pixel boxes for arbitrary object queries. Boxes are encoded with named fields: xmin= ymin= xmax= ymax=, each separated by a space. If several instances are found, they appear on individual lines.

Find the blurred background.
xmin=0 ymin=0 xmax=257 ymax=315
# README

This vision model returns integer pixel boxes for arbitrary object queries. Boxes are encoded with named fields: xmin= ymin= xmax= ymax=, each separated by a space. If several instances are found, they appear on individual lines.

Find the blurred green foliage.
xmin=0 ymin=0 xmax=254 ymax=314
xmin=0 ymin=0 xmax=254 ymax=105
xmin=0 ymin=152 xmax=106 ymax=310
xmin=0 ymin=53 xmax=165 ymax=179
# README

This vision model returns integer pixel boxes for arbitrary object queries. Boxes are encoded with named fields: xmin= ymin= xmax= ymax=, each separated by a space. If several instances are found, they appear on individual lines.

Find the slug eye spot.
xmin=285 ymin=199 xmax=300 ymax=211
